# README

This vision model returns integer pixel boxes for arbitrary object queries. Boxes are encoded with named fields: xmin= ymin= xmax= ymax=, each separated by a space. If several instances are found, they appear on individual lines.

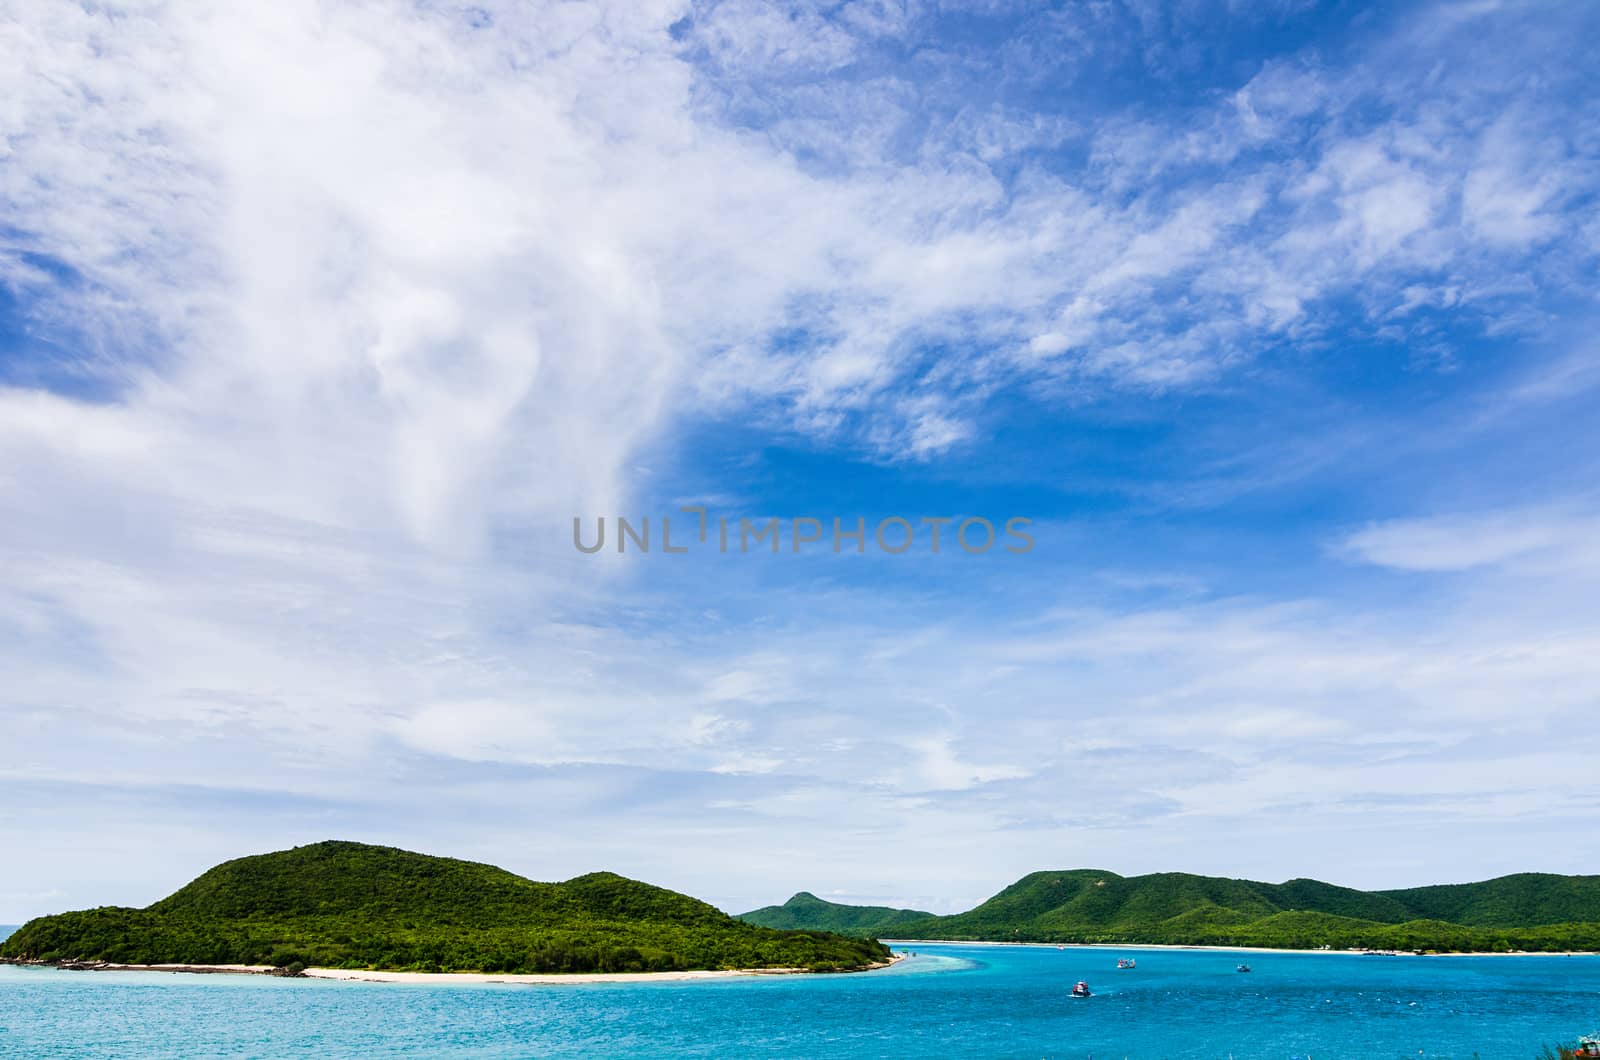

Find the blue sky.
xmin=1 ymin=0 xmax=1598 ymax=921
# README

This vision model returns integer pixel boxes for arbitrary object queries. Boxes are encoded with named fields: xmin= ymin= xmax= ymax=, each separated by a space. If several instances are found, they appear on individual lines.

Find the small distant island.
xmin=739 ymin=869 xmax=1600 ymax=953
xmin=738 ymin=891 xmax=936 ymax=935
xmin=0 ymin=841 xmax=890 ymax=976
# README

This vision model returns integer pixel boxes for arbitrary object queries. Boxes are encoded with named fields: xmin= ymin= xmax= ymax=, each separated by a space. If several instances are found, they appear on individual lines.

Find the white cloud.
xmin=902 ymin=734 xmax=1030 ymax=792
xmin=1340 ymin=507 xmax=1600 ymax=575
xmin=1462 ymin=113 xmax=1571 ymax=247
xmin=7 ymin=0 xmax=1596 ymax=475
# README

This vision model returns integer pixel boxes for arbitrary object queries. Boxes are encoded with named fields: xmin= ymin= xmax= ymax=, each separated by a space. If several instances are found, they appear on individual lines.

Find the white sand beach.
xmin=303 ymin=967 xmax=806 ymax=985
xmin=6 ymin=954 xmax=904 ymax=984
xmin=299 ymin=954 xmax=901 ymax=984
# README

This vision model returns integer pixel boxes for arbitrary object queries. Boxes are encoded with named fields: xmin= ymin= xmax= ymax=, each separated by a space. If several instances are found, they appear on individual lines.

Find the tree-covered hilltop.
xmin=750 ymin=869 xmax=1600 ymax=953
xmin=0 ymin=841 xmax=890 ymax=974
xmin=1375 ymin=873 xmax=1600 ymax=927
xmin=738 ymin=892 xmax=934 ymax=936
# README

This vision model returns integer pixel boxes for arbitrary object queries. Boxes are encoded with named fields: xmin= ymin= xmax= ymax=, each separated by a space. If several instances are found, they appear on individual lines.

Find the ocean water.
xmin=2 ymin=943 xmax=1596 ymax=1059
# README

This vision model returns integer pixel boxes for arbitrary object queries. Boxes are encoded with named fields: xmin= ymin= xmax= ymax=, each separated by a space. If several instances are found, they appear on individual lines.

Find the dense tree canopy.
xmin=0 ymin=841 xmax=890 ymax=974
xmin=742 ymin=869 xmax=1600 ymax=952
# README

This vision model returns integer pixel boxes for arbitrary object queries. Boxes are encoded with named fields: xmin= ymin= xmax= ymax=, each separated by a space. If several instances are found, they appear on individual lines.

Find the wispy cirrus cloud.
xmin=1340 ymin=505 xmax=1600 ymax=576
xmin=6 ymin=0 xmax=1598 ymax=476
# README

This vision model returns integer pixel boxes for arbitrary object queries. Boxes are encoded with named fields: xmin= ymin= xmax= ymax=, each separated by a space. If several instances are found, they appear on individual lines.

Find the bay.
xmin=2 ymin=942 xmax=1595 ymax=1058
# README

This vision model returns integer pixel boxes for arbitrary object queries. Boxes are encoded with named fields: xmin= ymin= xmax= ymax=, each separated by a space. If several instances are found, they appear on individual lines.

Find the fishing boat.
xmin=1116 ymin=957 xmax=1136 ymax=969
xmin=1236 ymin=963 xmax=1251 ymax=973
xmin=1071 ymin=980 xmax=1092 ymax=997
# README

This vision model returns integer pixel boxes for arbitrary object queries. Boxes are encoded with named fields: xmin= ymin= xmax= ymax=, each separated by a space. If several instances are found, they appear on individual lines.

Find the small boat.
xmin=1071 ymin=980 xmax=1092 ymax=997
xmin=1237 ymin=964 xmax=1251 ymax=973
xmin=1116 ymin=957 xmax=1136 ymax=969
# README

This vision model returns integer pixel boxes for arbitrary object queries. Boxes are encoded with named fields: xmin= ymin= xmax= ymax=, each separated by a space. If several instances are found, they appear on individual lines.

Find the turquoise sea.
xmin=2 ymin=936 xmax=1596 ymax=1059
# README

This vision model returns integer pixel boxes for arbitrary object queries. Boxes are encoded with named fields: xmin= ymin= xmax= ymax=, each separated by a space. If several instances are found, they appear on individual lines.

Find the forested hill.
xmin=738 ymin=892 xmax=933 ymax=935
xmin=747 ymin=869 xmax=1600 ymax=953
xmin=0 ymin=841 xmax=889 ymax=974
xmin=1375 ymin=874 xmax=1600 ymax=927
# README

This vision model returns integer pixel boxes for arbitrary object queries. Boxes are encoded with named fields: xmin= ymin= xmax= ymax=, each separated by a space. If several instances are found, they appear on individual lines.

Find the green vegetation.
xmin=738 ymin=892 xmax=933 ymax=936
xmin=743 ymin=869 xmax=1600 ymax=952
xmin=0 ymin=841 xmax=889 ymax=974
xmin=1379 ymin=873 xmax=1600 ymax=927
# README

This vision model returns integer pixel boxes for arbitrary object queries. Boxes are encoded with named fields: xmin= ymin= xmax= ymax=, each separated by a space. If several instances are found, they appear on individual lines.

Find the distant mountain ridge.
xmin=0 ymin=841 xmax=889 ymax=974
xmin=737 ymin=892 xmax=934 ymax=935
xmin=739 ymin=869 xmax=1600 ymax=952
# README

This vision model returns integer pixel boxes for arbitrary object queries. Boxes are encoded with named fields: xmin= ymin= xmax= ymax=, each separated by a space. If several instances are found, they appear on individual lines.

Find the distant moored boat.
xmin=1116 ymin=957 xmax=1136 ymax=969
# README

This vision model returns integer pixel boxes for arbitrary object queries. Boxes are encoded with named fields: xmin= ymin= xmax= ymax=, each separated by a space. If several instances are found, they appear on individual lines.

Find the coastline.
xmin=880 ymin=939 xmax=1598 ymax=957
xmin=0 ymin=953 xmax=904 ymax=984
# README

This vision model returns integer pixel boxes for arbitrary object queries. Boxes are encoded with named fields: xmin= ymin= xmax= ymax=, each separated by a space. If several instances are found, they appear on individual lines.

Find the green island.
xmin=0 ymin=841 xmax=889 ymax=975
xmin=740 ymin=869 xmax=1600 ymax=952
xmin=738 ymin=891 xmax=935 ymax=935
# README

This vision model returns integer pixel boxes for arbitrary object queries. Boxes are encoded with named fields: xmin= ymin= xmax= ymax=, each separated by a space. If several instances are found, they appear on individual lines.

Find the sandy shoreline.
xmin=305 ymin=967 xmax=804 ymax=985
xmin=1 ymin=954 xmax=904 ymax=985
xmin=882 ymin=939 xmax=1597 ymax=957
